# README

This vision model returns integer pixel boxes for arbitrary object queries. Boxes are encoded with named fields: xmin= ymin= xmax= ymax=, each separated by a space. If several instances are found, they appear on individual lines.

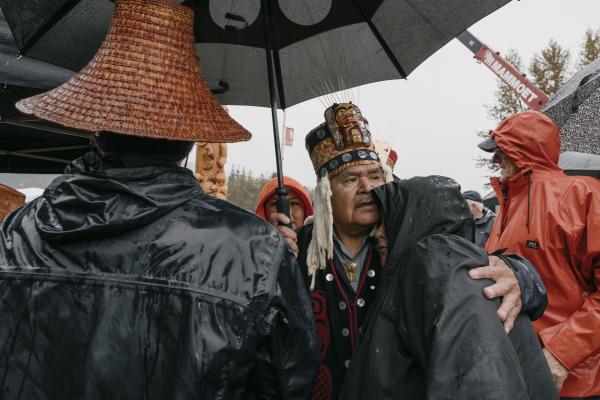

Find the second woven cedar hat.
xmin=16 ymin=0 xmax=251 ymax=143
xmin=0 ymin=184 xmax=25 ymax=221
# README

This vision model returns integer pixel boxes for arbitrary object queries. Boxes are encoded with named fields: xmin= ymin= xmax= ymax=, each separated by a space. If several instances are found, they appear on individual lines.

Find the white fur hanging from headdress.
xmin=306 ymin=161 xmax=393 ymax=289
xmin=306 ymin=170 xmax=334 ymax=289
xmin=382 ymin=162 xmax=394 ymax=184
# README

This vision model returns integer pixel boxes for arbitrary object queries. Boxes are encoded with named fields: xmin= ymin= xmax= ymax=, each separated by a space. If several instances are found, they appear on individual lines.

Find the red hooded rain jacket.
xmin=486 ymin=111 xmax=600 ymax=397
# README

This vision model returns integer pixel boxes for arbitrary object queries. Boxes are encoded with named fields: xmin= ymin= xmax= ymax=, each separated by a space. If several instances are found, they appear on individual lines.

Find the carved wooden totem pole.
xmin=195 ymin=142 xmax=228 ymax=200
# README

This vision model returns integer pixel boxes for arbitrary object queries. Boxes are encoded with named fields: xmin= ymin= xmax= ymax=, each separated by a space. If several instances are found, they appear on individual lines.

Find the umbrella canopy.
xmin=0 ymin=0 xmax=512 ymax=213
xmin=543 ymin=57 xmax=600 ymax=155
xmin=0 ymin=0 xmax=511 ymax=108
xmin=1 ymin=13 xmax=88 ymax=174
xmin=0 ymin=9 xmax=74 ymax=89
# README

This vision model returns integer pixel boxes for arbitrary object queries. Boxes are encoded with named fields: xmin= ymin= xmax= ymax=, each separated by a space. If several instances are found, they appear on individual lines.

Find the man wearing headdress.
xmin=0 ymin=1 xmax=318 ymax=399
xmin=272 ymin=102 xmax=550 ymax=400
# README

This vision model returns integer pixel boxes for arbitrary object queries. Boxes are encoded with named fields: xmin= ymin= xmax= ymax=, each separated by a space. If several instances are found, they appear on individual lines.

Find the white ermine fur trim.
xmin=382 ymin=162 xmax=394 ymax=184
xmin=306 ymin=171 xmax=334 ymax=289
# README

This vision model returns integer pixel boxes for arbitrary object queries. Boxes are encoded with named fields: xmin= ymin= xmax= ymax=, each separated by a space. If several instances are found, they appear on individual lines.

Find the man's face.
xmin=466 ymin=199 xmax=483 ymax=220
xmin=265 ymin=190 xmax=306 ymax=230
xmin=493 ymin=149 xmax=519 ymax=182
xmin=330 ymin=164 xmax=385 ymax=236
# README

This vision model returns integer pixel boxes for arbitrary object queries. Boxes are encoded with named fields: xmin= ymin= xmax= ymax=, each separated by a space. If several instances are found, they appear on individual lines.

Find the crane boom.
xmin=458 ymin=30 xmax=549 ymax=111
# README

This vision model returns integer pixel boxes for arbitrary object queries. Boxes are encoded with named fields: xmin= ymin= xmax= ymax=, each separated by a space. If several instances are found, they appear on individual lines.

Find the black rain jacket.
xmin=0 ymin=152 xmax=318 ymax=400
xmin=341 ymin=176 xmax=556 ymax=400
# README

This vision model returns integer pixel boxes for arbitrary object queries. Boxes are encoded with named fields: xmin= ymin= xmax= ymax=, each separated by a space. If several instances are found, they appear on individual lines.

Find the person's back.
xmin=342 ymin=177 xmax=555 ymax=400
xmin=0 ymin=1 xmax=318 ymax=396
xmin=0 ymin=150 xmax=318 ymax=400
xmin=0 ymin=153 xmax=317 ymax=399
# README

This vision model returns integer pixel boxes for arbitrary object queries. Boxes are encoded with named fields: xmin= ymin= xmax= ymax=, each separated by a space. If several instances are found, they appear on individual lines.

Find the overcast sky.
xmin=190 ymin=0 xmax=600 ymax=195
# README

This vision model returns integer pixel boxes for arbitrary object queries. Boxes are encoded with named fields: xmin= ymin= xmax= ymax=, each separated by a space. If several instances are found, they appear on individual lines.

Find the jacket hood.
xmin=372 ymin=176 xmax=474 ymax=265
xmin=476 ymin=208 xmax=496 ymax=226
xmin=492 ymin=111 xmax=561 ymax=172
xmin=255 ymin=176 xmax=314 ymax=219
xmin=35 ymin=151 xmax=202 ymax=241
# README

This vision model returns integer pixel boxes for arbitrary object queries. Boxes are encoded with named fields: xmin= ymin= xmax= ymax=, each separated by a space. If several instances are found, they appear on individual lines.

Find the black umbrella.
xmin=1 ymin=12 xmax=88 ymax=174
xmin=0 ymin=9 xmax=75 ymax=90
xmin=0 ymin=0 xmax=512 ymax=214
xmin=543 ymin=56 xmax=600 ymax=155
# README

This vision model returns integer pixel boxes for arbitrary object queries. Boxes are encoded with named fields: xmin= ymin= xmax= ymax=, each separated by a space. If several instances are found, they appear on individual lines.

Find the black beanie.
xmin=93 ymin=132 xmax=194 ymax=167
xmin=462 ymin=190 xmax=483 ymax=203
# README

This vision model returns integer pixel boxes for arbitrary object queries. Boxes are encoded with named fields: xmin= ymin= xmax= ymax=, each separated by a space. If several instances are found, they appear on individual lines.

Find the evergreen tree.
xmin=476 ymin=50 xmax=526 ymax=183
xmin=578 ymin=28 xmax=600 ymax=68
xmin=227 ymin=165 xmax=271 ymax=211
xmin=529 ymin=39 xmax=570 ymax=97
xmin=476 ymin=40 xmax=570 ymax=182
xmin=486 ymin=50 xmax=526 ymax=121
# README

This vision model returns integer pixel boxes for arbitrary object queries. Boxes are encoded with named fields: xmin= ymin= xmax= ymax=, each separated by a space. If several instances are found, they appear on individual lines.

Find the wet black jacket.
xmin=341 ymin=177 xmax=555 ymax=400
xmin=0 ymin=152 xmax=319 ymax=400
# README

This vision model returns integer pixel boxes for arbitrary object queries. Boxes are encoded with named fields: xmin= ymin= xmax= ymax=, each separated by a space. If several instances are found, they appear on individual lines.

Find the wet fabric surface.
xmin=0 ymin=151 xmax=319 ymax=400
xmin=487 ymin=111 xmax=600 ymax=397
xmin=341 ymin=177 xmax=556 ymax=400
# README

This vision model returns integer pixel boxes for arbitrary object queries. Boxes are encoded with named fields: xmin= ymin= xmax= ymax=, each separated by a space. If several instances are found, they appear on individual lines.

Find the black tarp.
xmin=0 ymin=85 xmax=90 ymax=174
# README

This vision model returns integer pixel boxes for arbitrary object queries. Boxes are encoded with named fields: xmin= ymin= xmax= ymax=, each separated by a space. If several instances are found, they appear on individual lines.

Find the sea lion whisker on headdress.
xmin=301 ymin=41 xmax=360 ymax=108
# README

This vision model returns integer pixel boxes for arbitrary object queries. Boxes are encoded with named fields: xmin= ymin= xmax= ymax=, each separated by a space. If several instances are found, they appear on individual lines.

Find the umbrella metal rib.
xmin=261 ymin=0 xmax=291 ymax=224
xmin=347 ymin=0 xmax=407 ymax=79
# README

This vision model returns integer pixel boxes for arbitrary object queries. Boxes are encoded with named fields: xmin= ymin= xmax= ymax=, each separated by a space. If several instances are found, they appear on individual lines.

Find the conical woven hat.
xmin=0 ymin=184 xmax=25 ymax=221
xmin=16 ymin=0 xmax=251 ymax=143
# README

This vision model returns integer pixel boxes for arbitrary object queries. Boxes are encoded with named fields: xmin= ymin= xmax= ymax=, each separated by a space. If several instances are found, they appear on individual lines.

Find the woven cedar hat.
xmin=305 ymin=102 xmax=380 ymax=177
xmin=0 ymin=184 xmax=25 ymax=221
xmin=16 ymin=0 xmax=250 ymax=143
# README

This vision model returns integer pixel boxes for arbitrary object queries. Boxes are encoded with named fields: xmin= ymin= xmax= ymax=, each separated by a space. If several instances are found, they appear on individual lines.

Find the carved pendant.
xmin=344 ymin=261 xmax=357 ymax=283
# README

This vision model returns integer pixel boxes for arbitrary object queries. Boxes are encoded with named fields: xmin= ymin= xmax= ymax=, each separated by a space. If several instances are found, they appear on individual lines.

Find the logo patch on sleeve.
xmin=525 ymin=240 xmax=539 ymax=249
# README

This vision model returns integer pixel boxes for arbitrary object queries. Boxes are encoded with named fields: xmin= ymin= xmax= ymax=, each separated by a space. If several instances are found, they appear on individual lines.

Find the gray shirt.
xmin=333 ymin=231 xmax=370 ymax=291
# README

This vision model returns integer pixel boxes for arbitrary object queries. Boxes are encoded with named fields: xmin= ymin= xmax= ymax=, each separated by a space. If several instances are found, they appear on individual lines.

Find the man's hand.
xmin=268 ymin=213 xmax=298 ymax=257
xmin=543 ymin=347 xmax=568 ymax=393
xmin=468 ymin=255 xmax=522 ymax=333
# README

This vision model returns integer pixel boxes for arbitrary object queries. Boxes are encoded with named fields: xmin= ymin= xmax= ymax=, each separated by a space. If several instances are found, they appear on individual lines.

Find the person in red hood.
xmin=479 ymin=110 xmax=600 ymax=399
xmin=256 ymin=176 xmax=314 ymax=231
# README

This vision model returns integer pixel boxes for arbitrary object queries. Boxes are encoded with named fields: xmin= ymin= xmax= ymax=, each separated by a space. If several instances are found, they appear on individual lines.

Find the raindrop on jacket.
xmin=0 ymin=152 xmax=319 ymax=400
xmin=341 ymin=176 xmax=555 ymax=400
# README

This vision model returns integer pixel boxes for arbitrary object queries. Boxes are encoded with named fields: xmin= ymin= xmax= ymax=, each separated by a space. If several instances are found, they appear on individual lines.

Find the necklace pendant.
xmin=344 ymin=261 xmax=357 ymax=283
